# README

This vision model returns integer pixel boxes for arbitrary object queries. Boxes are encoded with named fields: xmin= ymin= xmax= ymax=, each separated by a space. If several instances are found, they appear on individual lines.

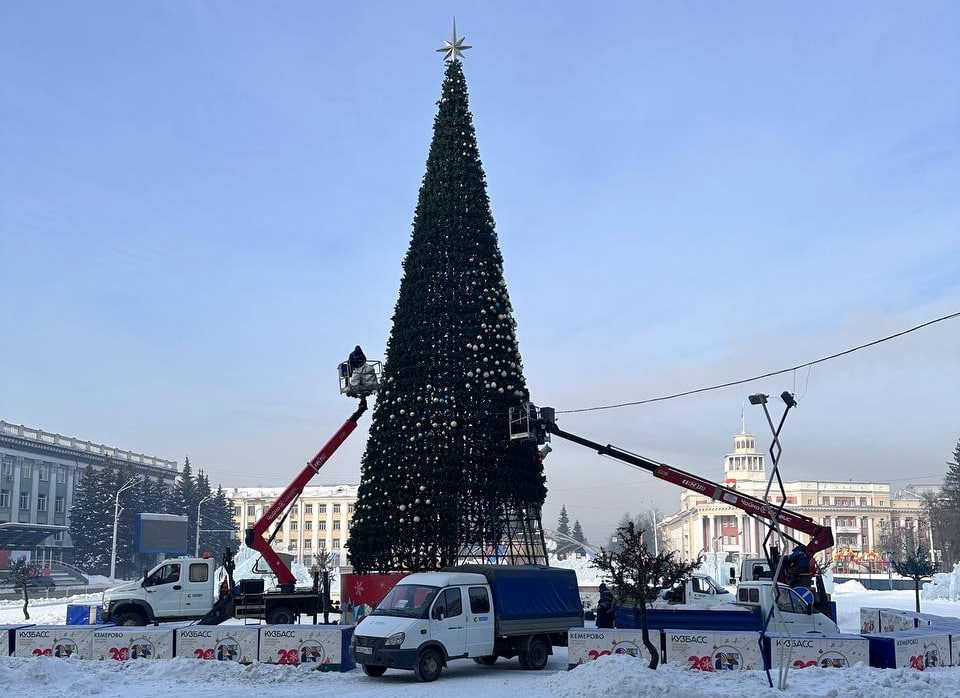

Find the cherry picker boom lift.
xmin=508 ymin=402 xmax=834 ymax=613
xmin=199 ymin=348 xmax=381 ymax=625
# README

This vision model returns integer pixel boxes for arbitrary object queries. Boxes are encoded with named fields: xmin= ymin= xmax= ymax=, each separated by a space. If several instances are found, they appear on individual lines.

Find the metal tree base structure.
xmin=455 ymin=504 xmax=548 ymax=566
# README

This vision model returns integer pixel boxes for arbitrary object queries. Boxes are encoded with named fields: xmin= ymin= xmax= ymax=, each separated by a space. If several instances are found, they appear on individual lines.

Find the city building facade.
xmin=659 ymin=425 xmax=931 ymax=570
xmin=0 ymin=420 xmax=178 ymax=564
xmin=226 ymin=485 xmax=359 ymax=567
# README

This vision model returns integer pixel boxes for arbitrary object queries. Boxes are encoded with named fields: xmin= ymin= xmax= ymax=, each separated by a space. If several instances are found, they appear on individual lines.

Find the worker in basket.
xmin=341 ymin=345 xmax=378 ymax=396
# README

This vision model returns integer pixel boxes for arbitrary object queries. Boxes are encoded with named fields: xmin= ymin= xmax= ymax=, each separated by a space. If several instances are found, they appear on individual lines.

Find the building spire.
xmin=740 ymin=404 xmax=746 ymax=434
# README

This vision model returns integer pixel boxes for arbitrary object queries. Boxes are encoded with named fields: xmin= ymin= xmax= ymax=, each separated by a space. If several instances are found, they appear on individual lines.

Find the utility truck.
xmin=103 ymin=347 xmax=381 ymax=626
xmin=351 ymin=565 xmax=583 ymax=682
xmin=658 ymin=573 xmax=732 ymax=607
xmin=620 ymin=581 xmax=839 ymax=633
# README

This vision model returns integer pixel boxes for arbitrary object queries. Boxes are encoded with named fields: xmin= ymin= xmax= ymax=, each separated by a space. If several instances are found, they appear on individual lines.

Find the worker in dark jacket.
xmin=596 ymin=582 xmax=615 ymax=628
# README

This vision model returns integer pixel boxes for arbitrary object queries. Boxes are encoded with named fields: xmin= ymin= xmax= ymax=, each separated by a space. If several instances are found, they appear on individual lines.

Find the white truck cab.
xmin=102 ymin=557 xmax=216 ymax=625
xmin=658 ymin=573 xmax=732 ymax=608
xmin=736 ymin=581 xmax=838 ymax=633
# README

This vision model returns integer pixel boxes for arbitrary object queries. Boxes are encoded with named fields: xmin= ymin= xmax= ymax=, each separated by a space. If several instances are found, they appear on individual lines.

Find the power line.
xmin=557 ymin=310 xmax=960 ymax=414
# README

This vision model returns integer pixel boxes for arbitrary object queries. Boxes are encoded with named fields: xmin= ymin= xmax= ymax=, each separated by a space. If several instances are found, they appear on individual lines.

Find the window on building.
xmin=318 ymin=539 xmax=326 ymax=549
xmin=0 ymin=490 xmax=9 ymax=508
xmin=304 ymin=504 xmax=313 ymax=515
xmin=21 ymin=463 xmax=32 ymax=479
xmin=861 ymin=517 xmax=869 ymax=527
xmin=333 ymin=520 xmax=341 ymax=530
xmin=1 ymin=459 xmax=12 ymax=476
xmin=55 ymin=496 xmax=65 ymax=513
xmin=290 ymin=521 xmax=298 ymax=531
xmin=233 ymin=506 xmax=241 ymax=518
xmin=860 ymin=497 xmax=867 ymax=506
xmin=304 ymin=539 xmax=312 ymax=550
xmin=333 ymin=504 xmax=341 ymax=514
xmin=332 ymin=538 xmax=340 ymax=550
xmin=348 ymin=504 xmax=355 ymax=514
xmin=38 ymin=465 xmax=49 ymax=481
xmin=56 ymin=467 xmax=66 ymax=484
xmin=288 ymin=541 xmax=298 ymax=550
xmin=290 ymin=506 xmax=298 ymax=518
xmin=318 ymin=504 xmax=327 ymax=514
xmin=19 ymin=492 xmax=29 ymax=510
xmin=37 ymin=493 xmax=48 ymax=512
xmin=821 ymin=497 xmax=830 ymax=506
xmin=305 ymin=521 xmax=312 ymax=531
xmin=53 ymin=530 xmax=65 ymax=543
xmin=835 ymin=497 xmax=856 ymax=507
xmin=247 ymin=505 xmax=256 ymax=517
xmin=318 ymin=521 xmax=326 ymax=531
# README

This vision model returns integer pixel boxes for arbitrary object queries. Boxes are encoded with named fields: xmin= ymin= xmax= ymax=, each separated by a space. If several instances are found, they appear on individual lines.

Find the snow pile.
xmin=923 ymin=561 xmax=960 ymax=602
xmin=550 ymin=554 xmax=602 ymax=588
xmin=547 ymin=654 xmax=960 ymax=698
xmin=834 ymin=579 xmax=869 ymax=594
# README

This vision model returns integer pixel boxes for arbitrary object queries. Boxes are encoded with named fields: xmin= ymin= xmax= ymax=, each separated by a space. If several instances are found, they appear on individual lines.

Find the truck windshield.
xmin=372 ymin=584 xmax=440 ymax=619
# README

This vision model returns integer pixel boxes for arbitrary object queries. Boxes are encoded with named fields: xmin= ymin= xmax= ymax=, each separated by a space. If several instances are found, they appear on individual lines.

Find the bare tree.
xmin=592 ymin=522 xmax=701 ymax=669
xmin=9 ymin=558 xmax=36 ymax=620
xmin=894 ymin=546 xmax=938 ymax=613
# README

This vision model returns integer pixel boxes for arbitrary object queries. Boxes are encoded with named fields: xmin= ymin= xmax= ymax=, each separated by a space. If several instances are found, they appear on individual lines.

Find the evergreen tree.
xmin=572 ymin=520 xmax=587 ymax=555
xmin=348 ymin=59 xmax=545 ymax=572
xmin=69 ymin=462 xmax=114 ymax=574
xmin=939 ymin=439 xmax=960 ymax=565
xmin=556 ymin=505 xmax=573 ymax=557
xmin=171 ymin=456 xmax=195 ymax=518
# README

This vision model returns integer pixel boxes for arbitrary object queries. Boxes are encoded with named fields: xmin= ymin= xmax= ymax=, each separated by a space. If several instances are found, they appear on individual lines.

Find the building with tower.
xmin=659 ymin=420 xmax=931 ymax=569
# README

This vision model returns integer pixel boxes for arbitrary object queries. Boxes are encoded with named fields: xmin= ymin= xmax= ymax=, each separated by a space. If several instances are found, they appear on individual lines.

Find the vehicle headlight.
xmin=384 ymin=632 xmax=405 ymax=647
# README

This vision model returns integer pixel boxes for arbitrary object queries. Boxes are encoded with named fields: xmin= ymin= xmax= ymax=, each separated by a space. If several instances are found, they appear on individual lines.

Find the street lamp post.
xmin=650 ymin=508 xmax=659 ymax=556
xmin=110 ymin=478 xmax=138 ymax=581
xmin=195 ymin=494 xmax=214 ymax=556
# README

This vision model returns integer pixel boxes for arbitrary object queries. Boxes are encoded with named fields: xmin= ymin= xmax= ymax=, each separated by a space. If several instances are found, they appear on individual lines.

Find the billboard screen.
xmin=135 ymin=514 xmax=188 ymax=554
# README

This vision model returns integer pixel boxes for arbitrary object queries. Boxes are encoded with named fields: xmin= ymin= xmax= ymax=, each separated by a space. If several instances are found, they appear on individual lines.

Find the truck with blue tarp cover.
xmin=350 ymin=564 xmax=583 ymax=682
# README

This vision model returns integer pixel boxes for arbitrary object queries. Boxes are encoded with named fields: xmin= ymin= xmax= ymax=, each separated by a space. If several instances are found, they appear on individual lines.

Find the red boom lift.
xmin=202 ymin=349 xmax=380 ymax=625
xmin=508 ymin=402 xmax=834 ymax=610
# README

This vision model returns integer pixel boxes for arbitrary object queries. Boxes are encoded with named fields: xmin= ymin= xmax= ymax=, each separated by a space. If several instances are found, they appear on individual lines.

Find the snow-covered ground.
xmin=3 ymin=586 xmax=960 ymax=697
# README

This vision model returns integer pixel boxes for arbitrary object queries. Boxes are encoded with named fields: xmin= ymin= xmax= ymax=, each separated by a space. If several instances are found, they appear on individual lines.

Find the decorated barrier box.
xmin=860 ymin=608 xmax=883 ymax=634
xmin=257 ymin=625 xmax=355 ymax=671
xmin=14 ymin=626 xmax=97 ymax=659
xmin=92 ymin=626 xmax=175 ymax=661
xmin=567 ymin=628 xmax=656 ymax=669
xmin=174 ymin=626 xmax=259 ymax=663
xmin=763 ymin=632 xmax=869 ymax=669
xmin=66 ymin=604 xmax=105 ymax=625
xmin=880 ymin=609 xmax=931 ymax=633
xmin=662 ymin=629 xmax=763 ymax=671
xmin=864 ymin=629 xmax=952 ymax=669
xmin=1 ymin=625 xmax=32 ymax=656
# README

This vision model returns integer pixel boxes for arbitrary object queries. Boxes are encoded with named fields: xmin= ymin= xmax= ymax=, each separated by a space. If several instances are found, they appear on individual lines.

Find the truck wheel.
xmin=362 ymin=664 xmax=387 ymax=677
xmin=473 ymin=655 xmax=498 ymax=666
xmin=114 ymin=611 xmax=147 ymax=627
xmin=415 ymin=648 xmax=443 ymax=682
xmin=521 ymin=639 xmax=549 ymax=671
xmin=266 ymin=606 xmax=296 ymax=624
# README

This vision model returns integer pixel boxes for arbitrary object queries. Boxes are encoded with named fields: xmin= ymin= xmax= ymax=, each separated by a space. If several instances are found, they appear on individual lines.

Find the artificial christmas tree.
xmin=348 ymin=50 xmax=546 ymax=573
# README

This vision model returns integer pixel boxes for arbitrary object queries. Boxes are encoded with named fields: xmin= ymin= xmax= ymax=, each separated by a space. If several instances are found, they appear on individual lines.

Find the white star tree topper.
xmin=436 ymin=18 xmax=472 ymax=62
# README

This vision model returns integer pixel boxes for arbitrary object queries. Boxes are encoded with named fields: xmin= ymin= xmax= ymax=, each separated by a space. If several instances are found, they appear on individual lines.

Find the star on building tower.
xmin=436 ymin=18 xmax=471 ymax=61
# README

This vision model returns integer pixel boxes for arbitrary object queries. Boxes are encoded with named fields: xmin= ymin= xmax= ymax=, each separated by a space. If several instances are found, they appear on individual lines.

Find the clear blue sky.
xmin=2 ymin=2 xmax=958 ymax=544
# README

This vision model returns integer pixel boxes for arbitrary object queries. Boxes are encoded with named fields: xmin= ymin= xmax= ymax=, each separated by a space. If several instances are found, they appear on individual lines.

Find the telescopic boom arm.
xmin=512 ymin=404 xmax=834 ymax=559
xmin=245 ymin=349 xmax=380 ymax=592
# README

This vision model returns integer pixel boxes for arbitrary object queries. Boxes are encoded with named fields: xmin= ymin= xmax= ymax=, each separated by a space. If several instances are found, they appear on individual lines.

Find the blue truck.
xmin=350 ymin=564 xmax=584 ymax=682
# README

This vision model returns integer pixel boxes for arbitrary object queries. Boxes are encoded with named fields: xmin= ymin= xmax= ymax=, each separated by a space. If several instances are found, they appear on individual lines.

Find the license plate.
xmin=356 ymin=646 xmax=373 ymax=654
